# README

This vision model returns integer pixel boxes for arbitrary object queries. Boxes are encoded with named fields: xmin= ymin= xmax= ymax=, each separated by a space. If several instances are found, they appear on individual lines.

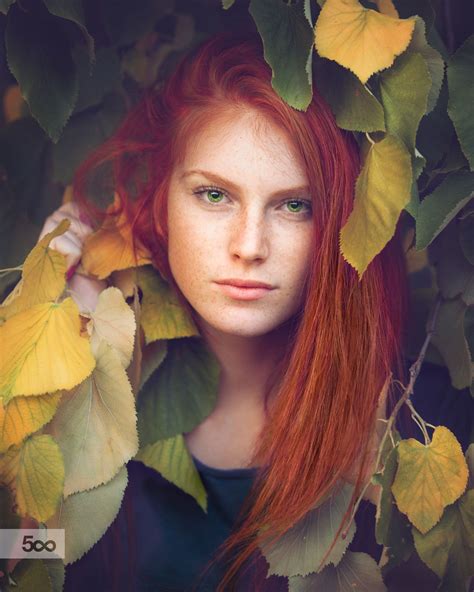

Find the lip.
xmin=214 ymin=279 xmax=274 ymax=301
xmin=215 ymin=278 xmax=274 ymax=289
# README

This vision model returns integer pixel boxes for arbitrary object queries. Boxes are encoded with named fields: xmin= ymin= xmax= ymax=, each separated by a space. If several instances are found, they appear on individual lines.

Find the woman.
xmin=36 ymin=31 xmax=473 ymax=592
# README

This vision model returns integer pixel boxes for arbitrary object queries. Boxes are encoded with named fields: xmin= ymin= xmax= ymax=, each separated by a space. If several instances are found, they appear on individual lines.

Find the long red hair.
xmin=74 ymin=30 xmax=413 ymax=591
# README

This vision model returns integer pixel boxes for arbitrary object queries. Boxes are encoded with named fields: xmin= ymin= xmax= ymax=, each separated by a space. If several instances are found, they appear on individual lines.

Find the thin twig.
xmin=341 ymin=293 xmax=443 ymax=538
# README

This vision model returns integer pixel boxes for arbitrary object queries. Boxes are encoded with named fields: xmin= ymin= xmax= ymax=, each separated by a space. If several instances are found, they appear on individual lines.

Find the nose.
xmin=228 ymin=204 xmax=269 ymax=262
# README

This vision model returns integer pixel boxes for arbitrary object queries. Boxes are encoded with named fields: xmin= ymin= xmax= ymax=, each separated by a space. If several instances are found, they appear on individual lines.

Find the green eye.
xmin=286 ymin=200 xmax=304 ymax=213
xmin=206 ymin=190 xmax=224 ymax=203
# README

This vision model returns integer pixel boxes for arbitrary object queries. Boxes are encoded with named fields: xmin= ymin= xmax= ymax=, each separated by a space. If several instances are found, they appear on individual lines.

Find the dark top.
xmin=63 ymin=360 xmax=474 ymax=592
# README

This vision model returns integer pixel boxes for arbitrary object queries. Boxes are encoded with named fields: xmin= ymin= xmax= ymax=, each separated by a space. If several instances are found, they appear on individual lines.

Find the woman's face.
xmin=167 ymin=109 xmax=313 ymax=338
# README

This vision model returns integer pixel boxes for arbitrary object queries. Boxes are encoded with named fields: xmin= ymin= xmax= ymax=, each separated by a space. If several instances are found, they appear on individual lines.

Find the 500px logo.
xmin=0 ymin=529 xmax=64 ymax=559
xmin=21 ymin=535 xmax=57 ymax=553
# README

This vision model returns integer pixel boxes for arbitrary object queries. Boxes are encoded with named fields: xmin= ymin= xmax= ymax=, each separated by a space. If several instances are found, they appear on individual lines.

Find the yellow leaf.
xmin=0 ymin=392 xmax=62 ymax=453
xmin=339 ymin=134 xmax=412 ymax=279
xmin=392 ymin=426 xmax=469 ymax=534
xmin=45 ymin=341 xmax=138 ymax=497
xmin=0 ymin=298 xmax=95 ymax=404
xmin=88 ymin=287 xmax=136 ymax=368
xmin=0 ymin=434 xmax=64 ymax=522
xmin=80 ymin=192 xmax=152 ymax=279
xmin=138 ymin=266 xmax=199 ymax=343
xmin=314 ymin=0 xmax=415 ymax=83
xmin=0 ymin=219 xmax=69 ymax=321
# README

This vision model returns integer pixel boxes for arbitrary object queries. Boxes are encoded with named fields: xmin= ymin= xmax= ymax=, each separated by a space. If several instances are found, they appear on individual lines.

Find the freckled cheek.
xmin=168 ymin=217 xmax=219 ymax=291
xmin=276 ymin=232 xmax=312 ymax=296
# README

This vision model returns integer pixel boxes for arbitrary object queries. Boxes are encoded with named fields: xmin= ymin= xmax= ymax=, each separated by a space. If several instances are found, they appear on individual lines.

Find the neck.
xmin=196 ymin=317 xmax=295 ymax=414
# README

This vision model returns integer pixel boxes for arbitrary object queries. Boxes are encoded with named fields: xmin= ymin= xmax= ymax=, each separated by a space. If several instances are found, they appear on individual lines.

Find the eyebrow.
xmin=180 ymin=169 xmax=310 ymax=198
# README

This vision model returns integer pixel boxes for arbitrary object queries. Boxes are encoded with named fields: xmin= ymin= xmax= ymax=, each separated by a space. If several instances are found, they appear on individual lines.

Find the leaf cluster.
xmin=0 ymin=0 xmax=473 ymax=589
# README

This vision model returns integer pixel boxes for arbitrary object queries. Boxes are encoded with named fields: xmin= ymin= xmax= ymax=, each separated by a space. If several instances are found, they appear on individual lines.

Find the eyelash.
xmin=192 ymin=185 xmax=312 ymax=216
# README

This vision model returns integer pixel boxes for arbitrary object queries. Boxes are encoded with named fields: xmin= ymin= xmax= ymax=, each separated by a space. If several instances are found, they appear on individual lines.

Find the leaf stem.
xmin=341 ymin=292 xmax=442 ymax=538
xmin=365 ymin=132 xmax=375 ymax=145
xmin=406 ymin=398 xmax=431 ymax=444
xmin=0 ymin=266 xmax=23 ymax=277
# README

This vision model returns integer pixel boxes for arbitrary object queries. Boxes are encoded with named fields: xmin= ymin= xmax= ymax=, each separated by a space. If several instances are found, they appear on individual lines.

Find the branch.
xmin=341 ymin=292 xmax=443 ymax=538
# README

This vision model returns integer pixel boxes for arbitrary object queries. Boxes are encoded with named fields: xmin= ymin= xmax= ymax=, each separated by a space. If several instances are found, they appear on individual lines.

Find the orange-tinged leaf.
xmin=0 ymin=298 xmax=95 ymax=404
xmin=0 ymin=219 xmax=69 ymax=321
xmin=0 ymin=391 xmax=62 ymax=453
xmin=80 ymin=192 xmax=152 ymax=279
xmin=375 ymin=0 xmax=398 ymax=18
xmin=392 ymin=426 xmax=469 ymax=534
xmin=3 ymin=85 xmax=27 ymax=123
xmin=314 ymin=0 xmax=415 ymax=83
xmin=0 ymin=434 xmax=64 ymax=522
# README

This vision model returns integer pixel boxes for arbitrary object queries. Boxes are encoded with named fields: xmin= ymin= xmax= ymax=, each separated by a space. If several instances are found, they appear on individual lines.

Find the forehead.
xmin=176 ymin=109 xmax=308 ymax=184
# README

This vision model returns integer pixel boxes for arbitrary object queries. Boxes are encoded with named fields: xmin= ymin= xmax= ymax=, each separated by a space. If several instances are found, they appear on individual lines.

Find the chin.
xmin=196 ymin=308 xmax=294 ymax=338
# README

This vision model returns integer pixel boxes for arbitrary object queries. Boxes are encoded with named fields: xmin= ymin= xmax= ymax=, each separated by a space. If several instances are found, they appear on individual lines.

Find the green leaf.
xmin=287 ymin=551 xmax=386 ymax=591
xmin=375 ymin=446 xmax=414 ymax=568
xmin=406 ymin=16 xmax=444 ymax=113
xmin=459 ymin=210 xmax=474 ymax=265
xmin=379 ymin=51 xmax=431 ymax=154
xmin=101 ymin=0 xmax=173 ymax=47
xmin=0 ymin=0 xmax=15 ymax=15
xmin=430 ymin=298 xmax=472 ymax=390
xmin=0 ymin=117 xmax=47 ymax=216
xmin=304 ymin=0 xmax=313 ymax=26
xmin=45 ymin=342 xmax=138 ymax=497
xmin=0 ymin=201 xmax=40 ymax=297
xmin=260 ymin=482 xmax=356 ymax=577
xmin=43 ymin=0 xmax=95 ymax=64
xmin=137 ymin=266 xmax=199 ymax=344
xmin=135 ymin=434 xmax=208 ymax=512
xmin=52 ymin=92 xmax=126 ymax=184
xmin=467 ymin=444 xmax=474 ymax=489
xmin=428 ymin=212 xmax=474 ymax=306
xmin=339 ymin=134 xmax=412 ymax=279
xmin=249 ymin=0 xmax=314 ymax=110
xmin=137 ymin=338 xmax=220 ymax=443
xmin=74 ymin=46 xmax=122 ymax=113
xmin=417 ymin=76 xmax=454 ymax=168
xmin=5 ymin=3 xmax=78 ymax=142
xmin=415 ymin=171 xmax=474 ymax=250
xmin=222 ymin=0 xmax=235 ymax=8
xmin=447 ymin=34 xmax=474 ymax=170
xmin=46 ymin=464 xmax=128 ymax=564
xmin=428 ymin=219 xmax=474 ymax=305
xmin=392 ymin=426 xmax=469 ymax=534
xmin=4 ymin=559 xmax=52 ymax=592
xmin=42 ymin=559 xmax=64 ymax=592
xmin=139 ymin=340 xmax=168 ymax=393
xmin=412 ymin=489 xmax=474 ymax=588
xmin=314 ymin=57 xmax=385 ymax=132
